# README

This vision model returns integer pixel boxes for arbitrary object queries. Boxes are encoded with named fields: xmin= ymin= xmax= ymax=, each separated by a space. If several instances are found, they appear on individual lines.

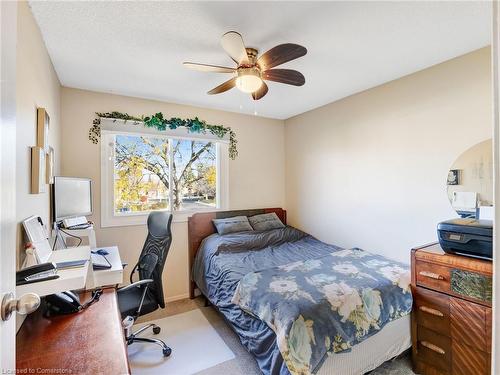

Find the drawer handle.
xmin=419 ymin=306 xmax=444 ymax=317
xmin=420 ymin=341 xmax=446 ymax=354
xmin=421 ymin=341 xmax=446 ymax=355
xmin=419 ymin=271 xmax=444 ymax=280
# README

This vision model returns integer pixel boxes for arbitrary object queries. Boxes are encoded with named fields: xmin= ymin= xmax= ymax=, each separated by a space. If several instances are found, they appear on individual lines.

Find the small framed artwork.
xmin=31 ymin=146 xmax=46 ymax=194
xmin=447 ymin=169 xmax=460 ymax=185
xmin=37 ymin=108 xmax=50 ymax=152
xmin=46 ymin=147 xmax=54 ymax=184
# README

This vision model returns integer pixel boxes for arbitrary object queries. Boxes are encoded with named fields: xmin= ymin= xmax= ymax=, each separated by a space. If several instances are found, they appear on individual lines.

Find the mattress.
xmin=192 ymin=227 xmax=412 ymax=375
xmin=317 ymin=314 xmax=411 ymax=375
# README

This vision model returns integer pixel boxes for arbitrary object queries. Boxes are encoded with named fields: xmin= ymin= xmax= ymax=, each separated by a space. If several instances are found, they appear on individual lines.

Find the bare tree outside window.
xmin=114 ymin=134 xmax=216 ymax=213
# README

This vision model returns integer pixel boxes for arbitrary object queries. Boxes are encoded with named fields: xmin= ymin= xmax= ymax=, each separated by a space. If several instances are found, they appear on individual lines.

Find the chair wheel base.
xmin=153 ymin=326 xmax=161 ymax=334
xmin=163 ymin=347 xmax=172 ymax=357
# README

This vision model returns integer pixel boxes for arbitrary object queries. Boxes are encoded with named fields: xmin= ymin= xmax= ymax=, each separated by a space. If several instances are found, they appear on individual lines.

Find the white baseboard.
xmin=165 ymin=293 xmax=190 ymax=303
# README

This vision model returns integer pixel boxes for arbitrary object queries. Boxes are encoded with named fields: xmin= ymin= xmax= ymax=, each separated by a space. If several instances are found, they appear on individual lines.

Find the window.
xmin=101 ymin=127 xmax=228 ymax=227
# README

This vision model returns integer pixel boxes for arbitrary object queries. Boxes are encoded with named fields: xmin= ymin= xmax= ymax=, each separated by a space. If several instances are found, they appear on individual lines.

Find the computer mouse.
xmin=92 ymin=249 xmax=109 ymax=256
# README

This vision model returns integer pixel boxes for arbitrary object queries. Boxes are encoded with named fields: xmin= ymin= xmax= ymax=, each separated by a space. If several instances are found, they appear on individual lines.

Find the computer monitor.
xmin=52 ymin=177 xmax=92 ymax=221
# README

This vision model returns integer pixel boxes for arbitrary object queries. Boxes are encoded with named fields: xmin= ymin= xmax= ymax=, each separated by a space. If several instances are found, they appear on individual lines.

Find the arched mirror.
xmin=447 ymin=139 xmax=493 ymax=218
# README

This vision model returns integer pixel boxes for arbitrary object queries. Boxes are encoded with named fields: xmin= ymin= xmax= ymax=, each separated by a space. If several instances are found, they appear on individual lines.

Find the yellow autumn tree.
xmin=114 ymin=155 xmax=154 ymax=212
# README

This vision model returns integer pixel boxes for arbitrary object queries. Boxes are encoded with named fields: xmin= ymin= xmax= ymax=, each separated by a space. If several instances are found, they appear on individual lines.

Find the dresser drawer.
xmin=414 ymin=286 xmax=450 ymax=337
xmin=415 ymin=260 xmax=450 ymax=293
xmin=449 ymin=269 xmax=492 ymax=305
xmin=450 ymin=297 xmax=490 ymax=352
xmin=417 ymin=325 xmax=451 ymax=373
xmin=413 ymin=360 xmax=450 ymax=375
xmin=452 ymin=341 xmax=490 ymax=375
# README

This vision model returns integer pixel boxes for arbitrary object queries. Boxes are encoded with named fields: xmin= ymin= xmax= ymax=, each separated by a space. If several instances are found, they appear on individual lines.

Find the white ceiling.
xmin=29 ymin=1 xmax=491 ymax=120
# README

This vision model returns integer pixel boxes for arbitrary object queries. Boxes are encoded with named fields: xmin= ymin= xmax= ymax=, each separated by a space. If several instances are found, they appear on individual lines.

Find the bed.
xmin=188 ymin=208 xmax=412 ymax=375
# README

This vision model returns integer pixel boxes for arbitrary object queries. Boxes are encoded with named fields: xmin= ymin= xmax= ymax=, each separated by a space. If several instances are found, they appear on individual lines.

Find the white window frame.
xmin=100 ymin=119 xmax=229 ymax=227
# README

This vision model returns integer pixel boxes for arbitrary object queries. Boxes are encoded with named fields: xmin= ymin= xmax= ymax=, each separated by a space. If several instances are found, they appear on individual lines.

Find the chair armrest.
xmin=129 ymin=263 xmax=139 ymax=284
xmin=117 ymin=279 xmax=153 ymax=293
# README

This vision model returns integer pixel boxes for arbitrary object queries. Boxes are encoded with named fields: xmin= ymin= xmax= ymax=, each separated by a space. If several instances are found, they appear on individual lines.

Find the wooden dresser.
xmin=411 ymin=243 xmax=492 ymax=375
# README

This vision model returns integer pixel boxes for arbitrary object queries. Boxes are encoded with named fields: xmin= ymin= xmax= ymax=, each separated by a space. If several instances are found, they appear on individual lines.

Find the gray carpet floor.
xmin=138 ymin=297 xmax=415 ymax=375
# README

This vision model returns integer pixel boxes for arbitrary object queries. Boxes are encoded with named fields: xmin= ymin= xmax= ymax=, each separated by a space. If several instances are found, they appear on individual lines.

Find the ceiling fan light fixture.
xmin=235 ymin=68 xmax=263 ymax=93
xmin=185 ymin=32 xmax=307 ymax=100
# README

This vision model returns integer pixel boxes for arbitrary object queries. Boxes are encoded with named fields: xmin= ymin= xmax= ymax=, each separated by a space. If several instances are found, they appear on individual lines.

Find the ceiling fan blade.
xmin=262 ymin=69 xmax=305 ymax=86
xmin=207 ymin=77 xmax=237 ymax=95
xmin=221 ymin=31 xmax=249 ymax=65
xmin=252 ymin=82 xmax=268 ymax=100
xmin=257 ymin=44 xmax=307 ymax=70
xmin=183 ymin=62 xmax=236 ymax=73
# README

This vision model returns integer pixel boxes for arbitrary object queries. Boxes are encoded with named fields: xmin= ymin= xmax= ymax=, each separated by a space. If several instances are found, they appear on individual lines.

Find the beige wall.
xmin=60 ymin=87 xmax=285 ymax=301
xmin=285 ymin=47 xmax=492 ymax=264
xmin=16 ymin=1 xmax=61 ymax=267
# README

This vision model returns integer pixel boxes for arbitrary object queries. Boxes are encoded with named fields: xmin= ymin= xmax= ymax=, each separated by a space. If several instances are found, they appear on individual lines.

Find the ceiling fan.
xmin=183 ymin=31 xmax=307 ymax=100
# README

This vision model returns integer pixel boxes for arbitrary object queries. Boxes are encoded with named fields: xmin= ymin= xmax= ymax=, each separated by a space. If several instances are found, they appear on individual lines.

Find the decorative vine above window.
xmin=88 ymin=111 xmax=238 ymax=159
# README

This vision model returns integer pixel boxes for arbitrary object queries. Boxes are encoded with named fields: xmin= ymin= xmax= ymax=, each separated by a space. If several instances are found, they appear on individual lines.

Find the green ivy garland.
xmin=88 ymin=111 xmax=238 ymax=159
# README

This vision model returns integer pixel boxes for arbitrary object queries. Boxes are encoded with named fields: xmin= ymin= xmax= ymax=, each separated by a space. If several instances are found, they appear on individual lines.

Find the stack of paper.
xmin=452 ymin=191 xmax=477 ymax=212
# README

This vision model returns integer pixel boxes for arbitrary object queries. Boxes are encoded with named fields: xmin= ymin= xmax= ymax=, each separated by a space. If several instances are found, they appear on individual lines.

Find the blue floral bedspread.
xmin=232 ymin=248 xmax=412 ymax=375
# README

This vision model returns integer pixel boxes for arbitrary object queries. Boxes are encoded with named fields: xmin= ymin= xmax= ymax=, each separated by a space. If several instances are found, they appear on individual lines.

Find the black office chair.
xmin=117 ymin=211 xmax=173 ymax=357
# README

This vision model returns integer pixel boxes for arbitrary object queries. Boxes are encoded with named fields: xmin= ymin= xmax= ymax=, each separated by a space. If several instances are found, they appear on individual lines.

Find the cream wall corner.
xmin=284 ymin=47 xmax=492 ymax=264
xmin=60 ymin=87 xmax=285 ymax=300
xmin=16 ymin=1 xmax=61 ymax=268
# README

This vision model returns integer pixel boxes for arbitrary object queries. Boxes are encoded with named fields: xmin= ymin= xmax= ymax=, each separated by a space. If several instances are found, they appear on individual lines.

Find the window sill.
xmin=100 ymin=209 xmax=215 ymax=228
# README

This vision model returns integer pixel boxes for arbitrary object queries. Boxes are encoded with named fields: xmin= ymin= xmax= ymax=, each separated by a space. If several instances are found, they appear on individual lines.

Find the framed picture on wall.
xmin=31 ymin=146 xmax=46 ymax=194
xmin=447 ymin=169 xmax=460 ymax=185
xmin=46 ymin=146 xmax=54 ymax=184
xmin=37 ymin=108 xmax=50 ymax=152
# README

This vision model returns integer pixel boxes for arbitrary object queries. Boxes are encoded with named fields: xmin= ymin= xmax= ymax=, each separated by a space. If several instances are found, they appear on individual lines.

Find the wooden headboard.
xmin=187 ymin=207 xmax=286 ymax=298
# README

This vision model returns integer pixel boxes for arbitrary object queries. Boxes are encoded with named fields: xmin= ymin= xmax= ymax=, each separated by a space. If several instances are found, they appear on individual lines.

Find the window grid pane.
xmin=113 ymin=134 xmax=170 ymax=214
xmin=113 ymin=134 xmax=217 ymax=216
xmin=171 ymin=139 xmax=217 ymax=211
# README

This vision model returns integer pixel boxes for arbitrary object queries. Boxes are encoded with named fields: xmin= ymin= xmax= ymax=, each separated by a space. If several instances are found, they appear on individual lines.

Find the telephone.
xmin=16 ymin=263 xmax=59 ymax=285
xmin=44 ymin=289 xmax=103 ymax=316
xmin=44 ymin=291 xmax=82 ymax=315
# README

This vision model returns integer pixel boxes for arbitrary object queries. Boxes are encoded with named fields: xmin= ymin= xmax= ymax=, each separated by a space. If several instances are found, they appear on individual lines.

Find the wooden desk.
xmin=17 ymin=289 xmax=130 ymax=374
